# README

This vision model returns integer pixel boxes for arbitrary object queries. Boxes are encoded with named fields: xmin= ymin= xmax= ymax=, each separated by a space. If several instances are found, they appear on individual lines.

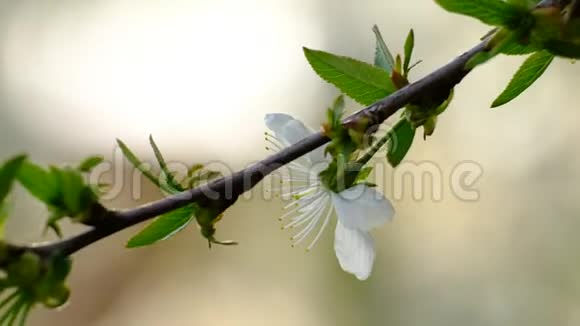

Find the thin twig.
xmin=8 ymin=41 xmax=487 ymax=258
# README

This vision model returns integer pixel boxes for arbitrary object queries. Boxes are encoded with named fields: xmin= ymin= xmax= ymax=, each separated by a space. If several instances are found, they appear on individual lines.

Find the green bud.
xmin=7 ymin=252 xmax=41 ymax=286
xmin=423 ymin=117 xmax=438 ymax=139
xmin=390 ymin=70 xmax=409 ymax=90
xmin=42 ymin=284 xmax=70 ymax=308
xmin=49 ymin=257 xmax=72 ymax=283
xmin=531 ymin=6 xmax=564 ymax=43
xmin=195 ymin=205 xmax=237 ymax=247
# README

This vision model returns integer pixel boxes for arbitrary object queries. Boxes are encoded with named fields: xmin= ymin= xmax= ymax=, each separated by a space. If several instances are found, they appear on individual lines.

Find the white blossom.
xmin=265 ymin=113 xmax=395 ymax=280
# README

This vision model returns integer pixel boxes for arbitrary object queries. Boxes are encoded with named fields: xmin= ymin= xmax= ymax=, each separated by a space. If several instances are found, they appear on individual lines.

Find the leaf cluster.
xmin=118 ymin=137 xmax=235 ymax=248
xmin=436 ymin=0 xmax=579 ymax=107
xmin=305 ymin=26 xmax=446 ymax=176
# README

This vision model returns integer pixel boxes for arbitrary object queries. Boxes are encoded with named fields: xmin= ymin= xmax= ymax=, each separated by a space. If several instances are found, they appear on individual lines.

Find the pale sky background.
xmin=1 ymin=0 xmax=580 ymax=325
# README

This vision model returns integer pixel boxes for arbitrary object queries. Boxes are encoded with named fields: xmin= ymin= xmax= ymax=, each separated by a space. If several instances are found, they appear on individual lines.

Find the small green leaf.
xmin=17 ymin=161 xmax=59 ymax=205
xmin=387 ymin=119 xmax=416 ymax=167
xmin=403 ymin=29 xmax=415 ymax=75
xmin=303 ymin=47 xmax=396 ymax=105
xmin=434 ymin=0 xmax=527 ymax=27
xmin=77 ymin=156 xmax=104 ymax=173
xmin=372 ymin=25 xmax=395 ymax=73
xmin=0 ymin=155 xmax=26 ymax=204
xmin=127 ymin=205 xmax=195 ymax=248
xmin=492 ymin=50 xmax=554 ymax=108
xmin=55 ymin=168 xmax=85 ymax=214
xmin=149 ymin=135 xmax=183 ymax=193
xmin=395 ymin=54 xmax=402 ymax=74
xmin=329 ymin=95 xmax=345 ymax=128
xmin=117 ymin=139 xmax=167 ymax=192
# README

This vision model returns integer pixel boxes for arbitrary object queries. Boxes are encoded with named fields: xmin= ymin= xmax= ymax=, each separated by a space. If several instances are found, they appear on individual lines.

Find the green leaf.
xmin=434 ymin=0 xmax=526 ymax=27
xmin=77 ymin=156 xmax=104 ymax=173
xmin=17 ymin=161 xmax=59 ymax=205
xmin=544 ymin=40 xmax=580 ymax=59
xmin=303 ymin=47 xmax=396 ymax=105
xmin=149 ymin=135 xmax=183 ymax=193
xmin=0 ymin=155 xmax=26 ymax=204
xmin=403 ymin=29 xmax=415 ymax=75
xmin=372 ymin=25 xmax=395 ymax=73
xmin=387 ymin=119 xmax=416 ymax=167
xmin=500 ymin=39 xmax=538 ymax=55
xmin=116 ymin=139 xmax=166 ymax=192
xmin=492 ymin=50 xmax=554 ymax=107
xmin=127 ymin=205 xmax=195 ymax=248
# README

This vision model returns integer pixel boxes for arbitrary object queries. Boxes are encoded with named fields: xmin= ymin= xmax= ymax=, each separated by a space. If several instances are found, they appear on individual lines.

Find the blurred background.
xmin=1 ymin=0 xmax=580 ymax=325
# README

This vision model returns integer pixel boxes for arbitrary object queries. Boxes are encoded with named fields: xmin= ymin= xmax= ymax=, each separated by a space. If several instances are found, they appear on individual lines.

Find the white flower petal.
xmin=265 ymin=113 xmax=294 ymax=134
xmin=264 ymin=113 xmax=312 ymax=146
xmin=331 ymin=184 xmax=394 ymax=231
xmin=264 ymin=113 xmax=326 ymax=164
xmin=334 ymin=220 xmax=375 ymax=280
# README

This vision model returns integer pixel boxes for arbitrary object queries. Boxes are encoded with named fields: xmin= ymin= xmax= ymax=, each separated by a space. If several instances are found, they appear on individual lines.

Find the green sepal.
xmin=322 ymin=95 xmax=358 ymax=160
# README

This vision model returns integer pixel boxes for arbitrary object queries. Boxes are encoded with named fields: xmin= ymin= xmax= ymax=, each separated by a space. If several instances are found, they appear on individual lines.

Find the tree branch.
xmin=8 ymin=41 xmax=487 ymax=259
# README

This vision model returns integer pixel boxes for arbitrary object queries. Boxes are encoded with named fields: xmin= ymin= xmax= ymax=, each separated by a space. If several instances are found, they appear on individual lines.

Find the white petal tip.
xmin=334 ymin=222 xmax=376 ymax=282
xmin=354 ymin=273 xmax=370 ymax=281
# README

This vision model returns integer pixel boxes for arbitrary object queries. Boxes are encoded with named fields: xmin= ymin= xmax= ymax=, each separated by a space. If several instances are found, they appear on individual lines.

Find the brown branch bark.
xmin=7 ymin=41 xmax=487 ymax=259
